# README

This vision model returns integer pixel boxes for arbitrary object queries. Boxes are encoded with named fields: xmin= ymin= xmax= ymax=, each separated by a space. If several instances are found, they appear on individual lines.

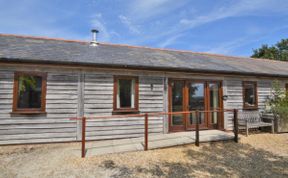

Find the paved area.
xmin=81 ymin=130 xmax=234 ymax=157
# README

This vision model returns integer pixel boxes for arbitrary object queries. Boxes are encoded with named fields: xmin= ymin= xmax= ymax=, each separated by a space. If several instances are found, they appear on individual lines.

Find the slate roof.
xmin=0 ymin=34 xmax=288 ymax=77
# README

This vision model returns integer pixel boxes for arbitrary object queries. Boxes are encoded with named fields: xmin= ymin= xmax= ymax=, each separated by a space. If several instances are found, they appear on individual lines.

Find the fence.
xmin=71 ymin=109 xmax=239 ymax=158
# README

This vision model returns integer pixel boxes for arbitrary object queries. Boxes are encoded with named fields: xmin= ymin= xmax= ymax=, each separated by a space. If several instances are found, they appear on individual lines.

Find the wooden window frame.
xmin=113 ymin=76 xmax=139 ymax=113
xmin=12 ymin=72 xmax=47 ymax=114
xmin=242 ymin=81 xmax=258 ymax=110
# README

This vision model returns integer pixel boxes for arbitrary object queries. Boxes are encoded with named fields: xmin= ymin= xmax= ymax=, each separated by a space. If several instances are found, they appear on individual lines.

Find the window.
xmin=113 ymin=76 xmax=139 ymax=113
xmin=13 ymin=72 xmax=47 ymax=114
xmin=243 ymin=81 xmax=258 ymax=109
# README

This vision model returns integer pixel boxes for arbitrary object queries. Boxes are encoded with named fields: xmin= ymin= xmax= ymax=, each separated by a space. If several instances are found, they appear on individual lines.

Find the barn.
xmin=0 ymin=33 xmax=287 ymax=145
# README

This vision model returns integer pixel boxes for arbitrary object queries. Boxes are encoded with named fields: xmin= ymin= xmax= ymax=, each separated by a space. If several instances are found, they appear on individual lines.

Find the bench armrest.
xmin=261 ymin=114 xmax=275 ymax=121
xmin=261 ymin=117 xmax=274 ymax=120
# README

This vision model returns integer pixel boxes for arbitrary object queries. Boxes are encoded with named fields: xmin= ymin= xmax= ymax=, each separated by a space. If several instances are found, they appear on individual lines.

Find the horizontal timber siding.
xmin=85 ymin=116 xmax=163 ymax=140
xmin=84 ymin=74 xmax=114 ymax=117
xmin=223 ymin=78 xmax=284 ymax=130
xmin=139 ymin=76 xmax=164 ymax=113
xmin=0 ymin=71 xmax=78 ymax=145
xmin=84 ymin=74 xmax=164 ymax=141
xmin=0 ymin=63 xmax=287 ymax=145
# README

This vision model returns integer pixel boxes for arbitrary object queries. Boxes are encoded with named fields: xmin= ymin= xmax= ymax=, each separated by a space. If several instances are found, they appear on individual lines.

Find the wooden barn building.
xmin=0 ymin=33 xmax=287 ymax=145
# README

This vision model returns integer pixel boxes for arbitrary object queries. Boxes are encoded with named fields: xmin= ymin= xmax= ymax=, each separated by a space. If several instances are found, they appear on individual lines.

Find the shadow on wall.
xmin=102 ymin=142 xmax=288 ymax=178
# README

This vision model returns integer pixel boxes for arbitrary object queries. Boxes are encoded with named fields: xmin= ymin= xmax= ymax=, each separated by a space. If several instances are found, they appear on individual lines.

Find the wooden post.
xmin=144 ymin=113 xmax=148 ymax=151
xmin=233 ymin=109 xmax=239 ymax=143
xmin=81 ymin=117 xmax=86 ymax=158
xmin=195 ymin=110 xmax=200 ymax=146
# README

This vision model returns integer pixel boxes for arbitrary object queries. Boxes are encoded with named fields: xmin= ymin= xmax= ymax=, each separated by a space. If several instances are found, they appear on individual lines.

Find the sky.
xmin=0 ymin=0 xmax=287 ymax=57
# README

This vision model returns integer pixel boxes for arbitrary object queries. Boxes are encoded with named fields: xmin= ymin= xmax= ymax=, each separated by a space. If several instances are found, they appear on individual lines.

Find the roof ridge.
xmin=1 ymin=33 xmax=286 ymax=64
xmin=0 ymin=33 xmax=88 ymax=44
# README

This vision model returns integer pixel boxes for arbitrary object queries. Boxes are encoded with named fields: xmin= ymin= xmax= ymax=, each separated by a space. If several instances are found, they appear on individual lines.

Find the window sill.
xmin=243 ymin=107 xmax=259 ymax=110
xmin=10 ymin=111 xmax=47 ymax=115
xmin=112 ymin=109 xmax=140 ymax=115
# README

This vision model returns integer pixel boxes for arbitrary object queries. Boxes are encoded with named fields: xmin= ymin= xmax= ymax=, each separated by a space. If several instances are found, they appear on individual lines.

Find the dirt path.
xmin=0 ymin=133 xmax=287 ymax=178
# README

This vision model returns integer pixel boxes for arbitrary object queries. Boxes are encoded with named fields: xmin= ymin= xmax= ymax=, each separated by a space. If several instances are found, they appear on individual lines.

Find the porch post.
xmin=195 ymin=110 xmax=200 ymax=146
xmin=81 ymin=117 xmax=86 ymax=158
xmin=233 ymin=109 xmax=239 ymax=143
xmin=144 ymin=113 xmax=148 ymax=151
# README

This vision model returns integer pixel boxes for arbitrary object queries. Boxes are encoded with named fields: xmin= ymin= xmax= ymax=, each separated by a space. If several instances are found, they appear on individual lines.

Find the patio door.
xmin=208 ymin=82 xmax=223 ymax=129
xmin=169 ymin=79 xmax=223 ymax=132
xmin=186 ymin=82 xmax=207 ymax=129
xmin=169 ymin=80 xmax=186 ymax=131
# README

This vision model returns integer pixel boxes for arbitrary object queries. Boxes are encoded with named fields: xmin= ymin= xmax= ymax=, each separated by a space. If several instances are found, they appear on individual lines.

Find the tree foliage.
xmin=19 ymin=76 xmax=37 ymax=93
xmin=251 ymin=39 xmax=288 ymax=61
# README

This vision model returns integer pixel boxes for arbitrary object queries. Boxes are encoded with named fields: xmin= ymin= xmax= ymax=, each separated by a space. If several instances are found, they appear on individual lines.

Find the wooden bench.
xmin=238 ymin=110 xmax=274 ymax=136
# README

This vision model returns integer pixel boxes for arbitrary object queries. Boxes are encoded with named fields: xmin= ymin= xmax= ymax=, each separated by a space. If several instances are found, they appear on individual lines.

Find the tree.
xmin=251 ymin=39 xmax=288 ymax=61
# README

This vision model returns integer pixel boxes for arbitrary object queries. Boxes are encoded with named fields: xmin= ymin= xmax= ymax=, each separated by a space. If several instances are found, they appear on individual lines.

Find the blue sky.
xmin=0 ymin=0 xmax=288 ymax=57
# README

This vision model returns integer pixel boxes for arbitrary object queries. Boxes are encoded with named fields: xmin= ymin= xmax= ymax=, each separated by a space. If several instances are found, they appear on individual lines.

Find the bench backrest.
xmin=238 ymin=110 xmax=261 ymax=123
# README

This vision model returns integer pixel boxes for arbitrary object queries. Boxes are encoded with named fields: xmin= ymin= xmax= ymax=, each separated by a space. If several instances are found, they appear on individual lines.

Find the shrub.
xmin=268 ymin=80 xmax=288 ymax=121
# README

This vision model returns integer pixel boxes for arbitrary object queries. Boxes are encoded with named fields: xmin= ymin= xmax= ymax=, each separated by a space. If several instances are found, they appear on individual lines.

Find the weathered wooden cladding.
xmin=0 ymin=72 xmax=13 ymax=120
xmin=83 ymin=74 xmax=164 ymax=141
xmin=84 ymin=74 xmax=114 ymax=116
xmin=0 ymin=72 xmax=78 ymax=144
xmin=223 ymin=79 xmax=279 ymax=130
xmin=224 ymin=79 xmax=249 ymax=129
xmin=257 ymin=80 xmax=272 ymax=109
xmin=139 ymin=76 xmax=164 ymax=113
xmin=0 ymin=65 xmax=287 ymax=145
xmin=85 ymin=116 xmax=163 ymax=140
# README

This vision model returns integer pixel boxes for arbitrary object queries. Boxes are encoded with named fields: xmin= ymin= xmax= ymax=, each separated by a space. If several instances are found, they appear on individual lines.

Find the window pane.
xmin=118 ymin=79 xmax=135 ymax=108
xmin=244 ymin=83 xmax=256 ymax=106
xmin=209 ymin=83 xmax=219 ymax=124
xmin=189 ymin=83 xmax=205 ymax=124
xmin=171 ymin=81 xmax=184 ymax=126
xmin=17 ymin=75 xmax=42 ymax=109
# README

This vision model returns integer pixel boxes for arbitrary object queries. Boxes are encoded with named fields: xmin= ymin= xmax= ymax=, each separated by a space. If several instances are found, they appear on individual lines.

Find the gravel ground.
xmin=0 ymin=133 xmax=287 ymax=178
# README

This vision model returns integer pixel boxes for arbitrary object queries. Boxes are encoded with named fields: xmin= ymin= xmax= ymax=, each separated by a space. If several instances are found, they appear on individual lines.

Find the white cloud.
xmin=94 ymin=13 xmax=102 ymax=19
xmin=158 ymin=33 xmax=184 ymax=48
xmin=128 ymin=0 xmax=189 ymax=20
xmin=205 ymin=38 xmax=249 ymax=55
xmin=131 ymin=0 xmax=174 ymax=13
xmin=205 ymin=25 xmax=288 ymax=55
xmin=179 ymin=0 xmax=288 ymax=30
xmin=118 ymin=15 xmax=141 ymax=34
xmin=90 ymin=13 xmax=111 ymax=41
xmin=154 ymin=0 xmax=288 ymax=50
xmin=0 ymin=0 xmax=87 ymax=40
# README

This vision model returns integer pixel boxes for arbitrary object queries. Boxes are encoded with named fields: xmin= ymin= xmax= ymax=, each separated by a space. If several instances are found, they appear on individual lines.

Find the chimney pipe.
xmin=90 ymin=29 xmax=99 ymax=46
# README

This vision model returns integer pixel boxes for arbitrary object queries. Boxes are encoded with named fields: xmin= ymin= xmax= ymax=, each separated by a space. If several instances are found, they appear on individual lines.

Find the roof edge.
xmin=0 ymin=33 xmax=88 ymax=44
xmin=1 ymin=58 xmax=288 ymax=79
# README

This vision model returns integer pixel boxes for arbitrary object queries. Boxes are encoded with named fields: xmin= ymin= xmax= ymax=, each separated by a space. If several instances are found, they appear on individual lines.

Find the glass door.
xmin=208 ymin=82 xmax=222 ymax=129
xmin=169 ymin=80 xmax=185 ymax=131
xmin=169 ymin=79 xmax=223 ymax=132
xmin=186 ymin=82 xmax=208 ymax=129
